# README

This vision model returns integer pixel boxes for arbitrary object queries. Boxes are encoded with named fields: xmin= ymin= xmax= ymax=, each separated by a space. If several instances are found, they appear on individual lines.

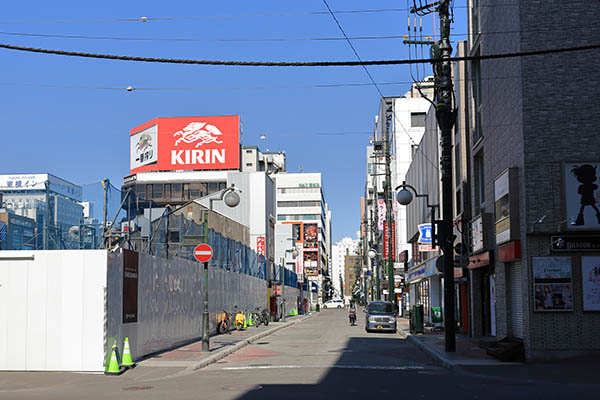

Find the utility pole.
xmin=202 ymin=208 xmax=210 ymax=352
xmin=281 ymin=256 xmax=286 ymax=322
xmin=44 ymin=180 xmax=50 ymax=250
xmin=408 ymin=0 xmax=456 ymax=352
xmin=102 ymin=179 xmax=108 ymax=249
xmin=436 ymin=0 xmax=457 ymax=354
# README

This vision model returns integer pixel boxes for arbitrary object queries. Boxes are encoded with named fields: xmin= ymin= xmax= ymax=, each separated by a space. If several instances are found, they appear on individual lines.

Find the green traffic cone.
xmin=105 ymin=340 xmax=123 ymax=375
xmin=121 ymin=337 xmax=136 ymax=369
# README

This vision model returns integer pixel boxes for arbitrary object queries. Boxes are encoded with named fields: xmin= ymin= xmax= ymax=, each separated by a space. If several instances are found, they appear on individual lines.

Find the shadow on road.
xmin=230 ymin=334 xmax=598 ymax=400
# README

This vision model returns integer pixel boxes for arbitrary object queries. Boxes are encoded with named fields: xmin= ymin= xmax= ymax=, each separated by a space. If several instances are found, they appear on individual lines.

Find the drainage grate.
xmin=122 ymin=386 xmax=153 ymax=391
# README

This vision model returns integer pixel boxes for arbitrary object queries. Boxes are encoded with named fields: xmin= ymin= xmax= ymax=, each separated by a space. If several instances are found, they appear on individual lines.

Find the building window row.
xmin=277 ymin=214 xmax=320 ymax=221
xmin=133 ymin=182 xmax=226 ymax=201
xmin=277 ymin=200 xmax=321 ymax=207
xmin=277 ymin=187 xmax=320 ymax=194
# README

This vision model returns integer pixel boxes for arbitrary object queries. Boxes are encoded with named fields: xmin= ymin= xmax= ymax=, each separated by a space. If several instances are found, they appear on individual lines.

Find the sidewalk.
xmin=397 ymin=317 xmax=521 ymax=368
xmin=138 ymin=314 xmax=310 ymax=372
xmin=398 ymin=317 xmax=600 ymax=385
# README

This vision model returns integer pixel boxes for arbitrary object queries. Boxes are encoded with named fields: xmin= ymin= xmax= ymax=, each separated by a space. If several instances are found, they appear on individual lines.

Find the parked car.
xmin=322 ymin=299 xmax=344 ymax=309
xmin=364 ymin=301 xmax=397 ymax=333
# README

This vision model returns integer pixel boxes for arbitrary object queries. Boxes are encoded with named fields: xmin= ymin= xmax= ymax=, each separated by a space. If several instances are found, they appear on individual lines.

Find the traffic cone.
xmin=121 ymin=337 xmax=136 ymax=369
xmin=105 ymin=340 xmax=123 ymax=375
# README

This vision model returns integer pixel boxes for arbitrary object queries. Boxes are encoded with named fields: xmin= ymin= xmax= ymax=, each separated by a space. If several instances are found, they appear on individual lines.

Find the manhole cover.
xmin=122 ymin=386 xmax=154 ymax=391
xmin=223 ymin=384 xmax=263 ymax=391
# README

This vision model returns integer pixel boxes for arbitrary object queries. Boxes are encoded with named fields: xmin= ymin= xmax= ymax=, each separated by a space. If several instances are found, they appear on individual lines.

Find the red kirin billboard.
xmin=130 ymin=115 xmax=240 ymax=174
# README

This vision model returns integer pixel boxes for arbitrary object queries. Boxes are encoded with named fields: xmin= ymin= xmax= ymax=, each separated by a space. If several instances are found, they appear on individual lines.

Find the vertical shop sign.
xmin=296 ymin=242 xmax=304 ymax=282
xmin=123 ymin=249 xmax=139 ymax=323
xmin=494 ymin=168 xmax=519 ymax=245
xmin=256 ymin=236 xmax=266 ymax=257
xmin=383 ymin=221 xmax=396 ymax=261
xmin=377 ymin=199 xmax=386 ymax=231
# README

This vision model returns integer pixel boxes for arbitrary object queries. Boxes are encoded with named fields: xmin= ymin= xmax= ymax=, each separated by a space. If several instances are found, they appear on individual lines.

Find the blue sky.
xmin=1 ymin=1 xmax=467 ymax=242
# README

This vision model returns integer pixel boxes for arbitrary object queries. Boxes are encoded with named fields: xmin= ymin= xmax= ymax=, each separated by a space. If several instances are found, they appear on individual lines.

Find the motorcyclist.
xmin=348 ymin=300 xmax=357 ymax=325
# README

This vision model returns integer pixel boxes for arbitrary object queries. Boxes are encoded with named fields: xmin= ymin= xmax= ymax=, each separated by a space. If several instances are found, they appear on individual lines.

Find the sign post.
xmin=195 ymin=243 xmax=213 ymax=352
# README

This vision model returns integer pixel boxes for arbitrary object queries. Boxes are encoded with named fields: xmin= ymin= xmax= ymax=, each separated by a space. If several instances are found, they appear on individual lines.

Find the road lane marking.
xmin=220 ymin=365 xmax=427 ymax=371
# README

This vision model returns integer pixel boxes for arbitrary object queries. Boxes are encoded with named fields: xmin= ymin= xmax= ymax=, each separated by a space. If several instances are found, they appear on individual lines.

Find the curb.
xmin=406 ymin=333 xmax=459 ymax=371
xmin=187 ymin=315 xmax=311 ymax=372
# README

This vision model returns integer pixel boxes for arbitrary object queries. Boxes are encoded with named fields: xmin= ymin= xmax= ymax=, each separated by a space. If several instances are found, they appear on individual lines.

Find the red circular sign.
xmin=193 ymin=244 xmax=213 ymax=262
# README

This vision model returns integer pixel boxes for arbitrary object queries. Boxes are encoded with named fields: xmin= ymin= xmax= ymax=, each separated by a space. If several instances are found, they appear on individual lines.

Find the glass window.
xmin=368 ymin=303 xmax=394 ymax=313
xmin=152 ymin=184 xmax=163 ymax=199
xmin=183 ymin=183 xmax=190 ymax=199
xmin=471 ymin=0 xmax=480 ymax=40
xmin=136 ymin=184 xmax=146 ymax=200
xmin=190 ymin=183 xmax=201 ymax=199
xmin=410 ymin=112 xmax=426 ymax=128
xmin=164 ymin=184 xmax=171 ymax=199
xmin=474 ymin=153 xmax=485 ymax=208
xmin=145 ymin=184 xmax=152 ymax=200
xmin=472 ymin=57 xmax=483 ymax=142
xmin=172 ymin=184 xmax=182 ymax=199
xmin=208 ymin=182 xmax=219 ymax=194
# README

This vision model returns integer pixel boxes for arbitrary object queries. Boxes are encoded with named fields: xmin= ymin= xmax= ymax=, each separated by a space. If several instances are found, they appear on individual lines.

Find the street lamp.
xmin=281 ymin=246 xmax=299 ymax=322
xmin=201 ymin=186 xmax=242 ymax=353
xmin=395 ymin=181 xmax=440 ymax=248
xmin=395 ymin=180 xmax=456 ymax=353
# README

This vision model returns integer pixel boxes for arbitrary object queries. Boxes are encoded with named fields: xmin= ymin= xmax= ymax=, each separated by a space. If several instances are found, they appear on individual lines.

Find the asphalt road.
xmin=1 ymin=309 xmax=599 ymax=399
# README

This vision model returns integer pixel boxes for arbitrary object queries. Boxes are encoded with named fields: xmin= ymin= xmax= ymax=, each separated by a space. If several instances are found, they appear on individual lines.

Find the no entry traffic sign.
xmin=194 ymin=244 xmax=213 ymax=262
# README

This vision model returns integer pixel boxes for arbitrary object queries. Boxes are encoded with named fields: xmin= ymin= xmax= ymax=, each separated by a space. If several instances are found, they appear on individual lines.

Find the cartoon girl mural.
xmin=571 ymin=164 xmax=600 ymax=225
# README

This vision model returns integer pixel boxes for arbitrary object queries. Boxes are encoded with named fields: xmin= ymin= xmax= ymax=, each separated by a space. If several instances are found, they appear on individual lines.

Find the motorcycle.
xmin=349 ymin=310 xmax=357 ymax=326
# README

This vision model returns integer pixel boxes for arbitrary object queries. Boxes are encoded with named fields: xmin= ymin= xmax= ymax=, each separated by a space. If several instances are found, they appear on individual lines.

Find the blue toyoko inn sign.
xmin=418 ymin=223 xmax=433 ymax=244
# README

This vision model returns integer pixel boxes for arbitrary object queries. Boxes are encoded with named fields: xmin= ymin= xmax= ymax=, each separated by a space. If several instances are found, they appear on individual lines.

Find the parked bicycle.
xmin=216 ymin=310 xmax=232 ymax=334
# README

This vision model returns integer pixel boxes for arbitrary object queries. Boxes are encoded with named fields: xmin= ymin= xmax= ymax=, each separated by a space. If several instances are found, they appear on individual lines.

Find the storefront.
xmin=468 ymin=250 xmax=495 ymax=337
xmin=407 ymin=256 xmax=442 ymax=325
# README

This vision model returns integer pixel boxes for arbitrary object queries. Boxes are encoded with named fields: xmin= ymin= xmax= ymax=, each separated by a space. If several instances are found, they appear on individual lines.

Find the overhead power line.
xmin=1 ymin=42 xmax=597 ymax=67
xmin=0 ymin=31 xmax=408 ymax=43
xmin=0 ymin=75 xmax=523 ymax=92
xmin=0 ymin=4 xmax=537 ymax=25
xmin=0 ymin=23 xmax=595 ymax=43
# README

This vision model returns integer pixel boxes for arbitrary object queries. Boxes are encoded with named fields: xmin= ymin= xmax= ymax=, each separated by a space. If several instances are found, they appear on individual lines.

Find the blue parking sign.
xmin=418 ymin=223 xmax=432 ymax=244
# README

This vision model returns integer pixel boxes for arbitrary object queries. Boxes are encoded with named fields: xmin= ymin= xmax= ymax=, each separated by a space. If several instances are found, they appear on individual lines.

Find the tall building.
xmin=332 ymin=237 xmax=360 ymax=299
xmin=460 ymin=0 xmax=600 ymax=360
xmin=274 ymin=172 xmax=331 ymax=304
xmin=0 ymin=173 xmax=83 ymax=249
xmin=344 ymin=255 xmax=362 ymax=300
xmin=364 ymin=80 xmax=433 ymax=303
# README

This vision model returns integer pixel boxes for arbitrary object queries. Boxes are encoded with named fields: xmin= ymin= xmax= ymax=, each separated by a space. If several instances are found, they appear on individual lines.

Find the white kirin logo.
xmin=173 ymin=122 xmax=223 ymax=147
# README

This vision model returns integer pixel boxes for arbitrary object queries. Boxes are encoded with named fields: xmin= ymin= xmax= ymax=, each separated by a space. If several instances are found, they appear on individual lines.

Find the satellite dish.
xmin=69 ymin=226 xmax=80 ymax=240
